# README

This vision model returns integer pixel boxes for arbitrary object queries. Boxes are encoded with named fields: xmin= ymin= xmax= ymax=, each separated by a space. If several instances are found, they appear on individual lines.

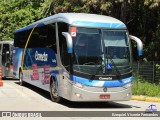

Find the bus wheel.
xmin=19 ymin=70 xmax=25 ymax=86
xmin=50 ymin=77 xmax=62 ymax=103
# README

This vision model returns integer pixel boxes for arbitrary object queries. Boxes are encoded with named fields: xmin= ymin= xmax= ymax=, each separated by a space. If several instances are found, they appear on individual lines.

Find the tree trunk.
xmin=121 ymin=0 xmax=128 ymax=24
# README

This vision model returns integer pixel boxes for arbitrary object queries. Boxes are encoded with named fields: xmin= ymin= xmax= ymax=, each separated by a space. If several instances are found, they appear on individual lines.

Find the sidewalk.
xmin=132 ymin=95 xmax=160 ymax=102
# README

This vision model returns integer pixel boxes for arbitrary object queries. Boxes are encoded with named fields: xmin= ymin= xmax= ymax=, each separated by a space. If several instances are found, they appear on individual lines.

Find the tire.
xmin=50 ymin=77 xmax=62 ymax=103
xmin=19 ymin=70 xmax=25 ymax=86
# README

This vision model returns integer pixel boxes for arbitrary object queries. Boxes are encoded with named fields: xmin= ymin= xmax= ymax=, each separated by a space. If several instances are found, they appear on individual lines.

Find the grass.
xmin=132 ymin=76 xmax=160 ymax=98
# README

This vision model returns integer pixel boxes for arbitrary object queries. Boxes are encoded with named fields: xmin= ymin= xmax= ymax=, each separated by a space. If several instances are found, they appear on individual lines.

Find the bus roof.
xmin=16 ymin=13 xmax=126 ymax=33
xmin=0 ymin=41 xmax=13 ymax=44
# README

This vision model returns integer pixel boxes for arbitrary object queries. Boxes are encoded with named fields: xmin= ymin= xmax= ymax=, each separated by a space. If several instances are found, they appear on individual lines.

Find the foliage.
xmin=40 ymin=0 xmax=160 ymax=61
xmin=0 ymin=0 xmax=43 ymax=40
xmin=127 ymin=0 xmax=160 ymax=61
xmin=156 ymin=63 xmax=160 ymax=69
xmin=132 ymin=78 xmax=160 ymax=97
xmin=0 ymin=0 xmax=160 ymax=61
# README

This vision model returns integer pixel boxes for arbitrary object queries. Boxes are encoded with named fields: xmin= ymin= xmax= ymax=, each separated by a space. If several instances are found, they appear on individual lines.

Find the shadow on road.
xmin=14 ymin=81 xmax=51 ymax=99
xmin=61 ymin=100 xmax=132 ymax=109
xmin=13 ymin=81 xmax=133 ymax=109
xmin=2 ymin=78 xmax=19 ymax=81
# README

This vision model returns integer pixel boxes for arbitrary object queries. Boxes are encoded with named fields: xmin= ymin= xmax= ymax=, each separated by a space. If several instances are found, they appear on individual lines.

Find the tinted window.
xmin=14 ymin=24 xmax=57 ymax=53
xmin=58 ymin=22 xmax=69 ymax=67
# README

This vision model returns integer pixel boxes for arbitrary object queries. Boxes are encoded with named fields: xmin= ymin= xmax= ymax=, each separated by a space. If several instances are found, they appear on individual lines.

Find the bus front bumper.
xmin=69 ymin=85 xmax=132 ymax=102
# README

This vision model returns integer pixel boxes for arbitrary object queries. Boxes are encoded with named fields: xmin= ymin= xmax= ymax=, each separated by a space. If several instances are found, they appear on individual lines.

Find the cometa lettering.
xmin=35 ymin=51 xmax=48 ymax=61
xmin=99 ymin=77 xmax=112 ymax=80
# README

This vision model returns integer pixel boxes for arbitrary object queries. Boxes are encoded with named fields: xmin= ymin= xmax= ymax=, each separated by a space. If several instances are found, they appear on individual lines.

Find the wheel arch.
xmin=49 ymin=73 xmax=62 ymax=102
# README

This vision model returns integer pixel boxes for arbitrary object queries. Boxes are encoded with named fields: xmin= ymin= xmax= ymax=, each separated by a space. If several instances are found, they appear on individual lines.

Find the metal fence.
xmin=133 ymin=61 xmax=160 ymax=83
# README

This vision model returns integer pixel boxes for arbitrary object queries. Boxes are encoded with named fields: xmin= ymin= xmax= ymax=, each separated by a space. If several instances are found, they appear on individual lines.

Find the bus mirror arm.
xmin=129 ymin=35 xmax=143 ymax=56
xmin=62 ymin=32 xmax=73 ymax=53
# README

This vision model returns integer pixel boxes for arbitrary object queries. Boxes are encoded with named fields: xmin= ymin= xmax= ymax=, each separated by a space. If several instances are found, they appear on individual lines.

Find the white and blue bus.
xmin=0 ymin=41 xmax=14 ymax=78
xmin=13 ymin=13 xmax=143 ymax=102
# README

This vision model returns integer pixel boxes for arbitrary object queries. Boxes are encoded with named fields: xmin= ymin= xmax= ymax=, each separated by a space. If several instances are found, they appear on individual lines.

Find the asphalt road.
xmin=0 ymin=79 xmax=160 ymax=120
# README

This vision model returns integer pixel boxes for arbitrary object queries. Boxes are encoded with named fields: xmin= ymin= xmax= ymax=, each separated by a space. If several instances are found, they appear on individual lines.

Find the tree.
xmin=127 ymin=0 xmax=160 ymax=61
xmin=40 ymin=0 xmax=160 ymax=61
xmin=0 ymin=0 xmax=160 ymax=60
xmin=41 ymin=0 xmax=114 ymax=16
xmin=0 ymin=0 xmax=43 ymax=40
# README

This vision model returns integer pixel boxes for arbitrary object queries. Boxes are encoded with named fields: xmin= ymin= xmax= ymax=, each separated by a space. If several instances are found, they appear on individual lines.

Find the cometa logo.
xmin=35 ymin=51 xmax=48 ymax=61
xmin=99 ymin=77 xmax=112 ymax=80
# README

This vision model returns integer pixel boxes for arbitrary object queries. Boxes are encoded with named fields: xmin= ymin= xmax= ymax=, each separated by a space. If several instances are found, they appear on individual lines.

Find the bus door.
xmin=0 ymin=43 xmax=2 ymax=71
xmin=2 ymin=44 xmax=12 ymax=77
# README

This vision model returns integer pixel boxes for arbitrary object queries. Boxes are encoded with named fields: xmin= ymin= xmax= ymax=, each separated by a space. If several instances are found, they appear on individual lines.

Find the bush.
xmin=132 ymin=78 xmax=160 ymax=97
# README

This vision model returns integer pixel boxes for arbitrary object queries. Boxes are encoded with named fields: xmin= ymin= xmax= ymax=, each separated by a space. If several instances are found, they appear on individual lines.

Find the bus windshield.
xmin=72 ymin=27 xmax=131 ymax=76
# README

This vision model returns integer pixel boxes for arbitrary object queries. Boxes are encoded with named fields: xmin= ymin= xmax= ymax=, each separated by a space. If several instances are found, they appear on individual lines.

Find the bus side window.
xmin=58 ymin=22 xmax=69 ymax=69
xmin=47 ymin=23 xmax=57 ymax=53
xmin=14 ymin=30 xmax=30 ymax=48
xmin=32 ymin=24 xmax=57 ymax=52
xmin=14 ymin=24 xmax=57 ymax=53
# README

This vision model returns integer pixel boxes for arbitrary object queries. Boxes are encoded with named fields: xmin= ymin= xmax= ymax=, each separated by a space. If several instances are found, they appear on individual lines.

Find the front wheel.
xmin=19 ymin=70 xmax=25 ymax=86
xmin=50 ymin=77 xmax=62 ymax=103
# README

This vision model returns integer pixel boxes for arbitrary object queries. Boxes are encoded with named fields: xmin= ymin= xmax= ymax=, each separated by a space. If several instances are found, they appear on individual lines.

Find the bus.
xmin=13 ymin=13 xmax=143 ymax=102
xmin=0 ymin=41 xmax=14 ymax=78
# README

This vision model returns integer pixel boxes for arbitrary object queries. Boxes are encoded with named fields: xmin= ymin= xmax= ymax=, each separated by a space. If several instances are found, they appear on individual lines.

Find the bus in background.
xmin=13 ymin=13 xmax=143 ymax=102
xmin=0 ymin=41 xmax=14 ymax=78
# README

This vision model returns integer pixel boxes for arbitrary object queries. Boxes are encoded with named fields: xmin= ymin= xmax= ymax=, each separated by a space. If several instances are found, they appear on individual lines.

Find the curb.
xmin=132 ymin=95 xmax=160 ymax=102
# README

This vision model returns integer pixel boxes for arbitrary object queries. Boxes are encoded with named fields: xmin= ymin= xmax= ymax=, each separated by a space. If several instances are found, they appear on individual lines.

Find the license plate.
xmin=99 ymin=94 xmax=110 ymax=99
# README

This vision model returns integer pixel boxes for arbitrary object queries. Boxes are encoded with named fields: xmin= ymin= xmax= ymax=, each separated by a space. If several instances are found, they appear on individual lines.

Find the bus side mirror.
xmin=129 ymin=35 xmax=143 ymax=56
xmin=62 ymin=32 xmax=73 ymax=53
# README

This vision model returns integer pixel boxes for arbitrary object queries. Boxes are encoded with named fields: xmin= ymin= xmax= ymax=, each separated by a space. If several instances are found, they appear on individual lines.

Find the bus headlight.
xmin=123 ymin=83 xmax=132 ymax=88
xmin=74 ymin=82 xmax=84 ymax=88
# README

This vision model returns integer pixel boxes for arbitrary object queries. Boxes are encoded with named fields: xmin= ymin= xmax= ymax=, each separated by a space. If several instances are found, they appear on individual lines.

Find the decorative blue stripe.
xmin=15 ymin=23 xmax=45 ymax=33
xmin=50 ymin=70 xmax=59 ymax=75
xmin=68 ymin=47 xmax=73 ymax=53
xmin=72 ymin=21 xmax=126 ymax=29
xmin=138 ymin=50 xmax=143 ymax=56
xmin=70 ymin=75 xmax=133 ymax=87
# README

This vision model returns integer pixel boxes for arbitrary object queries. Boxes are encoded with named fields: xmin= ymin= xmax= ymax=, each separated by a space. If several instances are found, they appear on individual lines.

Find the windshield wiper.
xmin=106 ymin=54 xmax=121 ymax=78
